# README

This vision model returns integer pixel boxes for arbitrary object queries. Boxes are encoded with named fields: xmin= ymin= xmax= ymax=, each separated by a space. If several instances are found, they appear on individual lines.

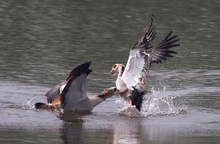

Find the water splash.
xmin=25 ymin=96 xmax=46 ymax=109
xmin=116 ymin=86 xmax=186 ymax=117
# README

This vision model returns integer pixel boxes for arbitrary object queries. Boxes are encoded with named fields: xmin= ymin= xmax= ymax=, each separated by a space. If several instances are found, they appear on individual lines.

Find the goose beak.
xmin=109 ymin=69 xmax=115 ymax=75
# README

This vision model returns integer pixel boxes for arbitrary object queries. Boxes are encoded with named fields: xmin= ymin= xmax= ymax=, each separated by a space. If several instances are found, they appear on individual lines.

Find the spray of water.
xmin=116 ymin=86 xmax=186 ymax=117
xmin=25 ymin=96 xmax=46 ymax=109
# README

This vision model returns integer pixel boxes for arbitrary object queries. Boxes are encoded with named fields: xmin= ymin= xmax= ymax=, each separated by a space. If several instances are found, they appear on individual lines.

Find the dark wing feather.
xmin=149 ymin=31 xmax=180 ymax=64
xmin=132 ymin=14 xmax=156 ymax=51
xmin=61 ymin=61 xmax=92 ymax=109
xmin=66 ymin=61 xmax=92 ymax=81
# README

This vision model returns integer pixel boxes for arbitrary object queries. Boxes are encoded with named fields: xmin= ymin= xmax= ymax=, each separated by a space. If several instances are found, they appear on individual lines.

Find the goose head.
xmin=98 ymin=87 xmax=119 ymax=100
xmin=109 ymin=64 xmax=125 ymax=76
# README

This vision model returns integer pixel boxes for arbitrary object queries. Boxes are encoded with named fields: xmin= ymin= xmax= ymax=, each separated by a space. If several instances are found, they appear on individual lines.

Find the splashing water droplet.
xmin=115 ymin=86 xmax=186 ymax=117
xmin=141 ymin=87 xmax=186 ymax=116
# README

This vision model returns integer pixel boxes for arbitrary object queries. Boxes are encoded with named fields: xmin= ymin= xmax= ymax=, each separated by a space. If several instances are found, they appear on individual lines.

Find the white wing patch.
xmin=121 ymin=49 xmax=145 ymax=90
xmin=60 ymin=84 xmax=66 ymax=94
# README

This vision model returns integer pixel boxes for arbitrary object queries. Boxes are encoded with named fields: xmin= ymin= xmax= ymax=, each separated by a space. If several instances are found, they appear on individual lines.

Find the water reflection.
xmin=59 ymin=111 xmax=194 ymax=144
xmin=61 ymin=123 xmax=84 ymax=144
xmin=60 ymin=115 xmax=143 ymax=144
xmin=112 ymin=118 xmax=142 ymax=144
xmin=60 ymin=112 xmax=113 ymax=144
xmin=60 ymin=114 xmax=210 ymax=144
xmin=59 ymin=111 xmax=90 ymax=123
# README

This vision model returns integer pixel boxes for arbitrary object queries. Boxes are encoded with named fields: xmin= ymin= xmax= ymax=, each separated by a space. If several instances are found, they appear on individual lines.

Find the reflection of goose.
xmin=35 ymin=62 xmax=118 ymax=112
xmin=113 ymin=117 xmax=143 ymax=144
xmin=61 ymin=122 xmax=84 ymax=144
xmin=110 ymin=15 xmax=180 ymax=109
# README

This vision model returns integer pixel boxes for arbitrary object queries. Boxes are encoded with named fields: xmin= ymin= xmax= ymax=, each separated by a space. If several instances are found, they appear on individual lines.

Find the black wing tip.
xmin=81 ymin=61 xmax=92 ymax=74
xmin=150 ymin=13 xmax=154 ymax=19
xmin=157 ymin=30 xmax=180 ymax=50
xmin=75 ymin=61 xmax=92 ymax=75
xmin=165 ymin=31 xmax=179 ymax=40
xmin=84 ymin=61 xmax=92 ymax=66
xmin=67 ymin=61 xmax=92 ymax=80
xmin=149 ymin=13 xmax=154 ymax=27
xmin=150 ymin=30 xmax=180 ymax=64
xmin=132 ymin=15 xmax=156 ymax=50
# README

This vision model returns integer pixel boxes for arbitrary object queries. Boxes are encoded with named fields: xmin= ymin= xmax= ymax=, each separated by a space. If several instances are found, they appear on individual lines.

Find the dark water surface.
xmin=0 ymin=0 xmax=220 ymax=144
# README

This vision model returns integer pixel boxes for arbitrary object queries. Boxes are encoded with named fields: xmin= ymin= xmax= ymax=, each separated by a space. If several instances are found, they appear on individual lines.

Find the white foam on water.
xmin=115 ymin=86 xmax=186 ymax=117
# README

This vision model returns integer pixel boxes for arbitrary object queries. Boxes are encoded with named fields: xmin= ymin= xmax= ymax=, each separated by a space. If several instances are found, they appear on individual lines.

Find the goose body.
xmin=110 ymin=15 xmax=180 ymax=110
xmin=35 ymin=62 xmax=118 ymax=112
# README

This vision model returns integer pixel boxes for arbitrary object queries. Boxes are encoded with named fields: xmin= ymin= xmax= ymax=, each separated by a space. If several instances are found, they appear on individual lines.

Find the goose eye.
xmin=113 ymin=88 xmax=117 ymax=92
xmin=113 ymin=64 xmax=117 ymax=68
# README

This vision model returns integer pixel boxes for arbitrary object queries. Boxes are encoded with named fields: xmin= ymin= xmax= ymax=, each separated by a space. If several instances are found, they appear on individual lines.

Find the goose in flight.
xmin=109 ymin=15 xmax=180 ymax=102
xmin=35 ymin=62 xmax=118 ymax=112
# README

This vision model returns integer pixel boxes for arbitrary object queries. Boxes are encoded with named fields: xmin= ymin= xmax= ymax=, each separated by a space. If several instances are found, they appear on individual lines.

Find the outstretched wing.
xmin=122 ymin=16 xmax=179 ymax=90
xmin=45 ymin=61 xmax=93 ymax=105
xmin=132 ymin=14 xmax=156 ymax=51
xmin=121 ymin=15 xmax=156 ymax=90
xmin=148 ymin=31 xmax=179 ymax=63
xmin=61 ymin=61 xmax=92 ymax=109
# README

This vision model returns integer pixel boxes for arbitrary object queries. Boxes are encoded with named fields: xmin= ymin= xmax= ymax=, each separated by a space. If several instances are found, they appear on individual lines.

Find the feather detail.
xmin=61 ymin=62 xmax=92 ymax=109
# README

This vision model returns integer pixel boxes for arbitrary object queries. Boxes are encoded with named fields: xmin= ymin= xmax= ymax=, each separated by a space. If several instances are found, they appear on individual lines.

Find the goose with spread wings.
xmin=35 ymin=62 xmax=118 ymax=112
xmin=109 ymin=15 xmax=180 ymax=101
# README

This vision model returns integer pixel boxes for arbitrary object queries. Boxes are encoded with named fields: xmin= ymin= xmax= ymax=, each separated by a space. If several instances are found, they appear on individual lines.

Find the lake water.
xmin=0 ymin=0 xmax=220 ymax=144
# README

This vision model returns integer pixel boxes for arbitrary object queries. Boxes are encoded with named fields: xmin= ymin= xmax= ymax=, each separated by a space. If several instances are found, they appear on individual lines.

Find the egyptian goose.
xmin=110 ymin=15 xmax=180 ymax=107
xmin=35 ymin=62 xmax=118 ymax=112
